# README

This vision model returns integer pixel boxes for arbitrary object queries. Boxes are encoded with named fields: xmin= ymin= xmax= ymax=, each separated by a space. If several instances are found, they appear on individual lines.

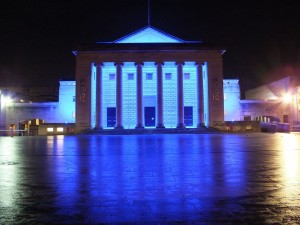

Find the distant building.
xmin=240 ymin=76 xmax=300 ymax=131
xmin=0 ymin=81 xmax=75 ymax=135
xmin=1 ymin=77 xmax=241 ymax=134
xmin=223 ymin=79 xmax=241 ymax=121
xmin=73 ymin=26 xmax=225 ymax=132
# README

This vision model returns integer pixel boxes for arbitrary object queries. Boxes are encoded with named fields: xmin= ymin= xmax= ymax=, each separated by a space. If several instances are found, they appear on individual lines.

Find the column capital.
xmin=195 ymin=61 xmax=205 ymax=66
xmin=155 ymin=61 xmax=164 ymax=66
xmin=175 ymin=61 xmax=185 ymax=66
xmin=135 ymin=62 xmax=144 ymax=66
xmin=94 ymin=62 xmax=104 ymax=67
xmin=114 ymin=62 xmax=124 ymax=66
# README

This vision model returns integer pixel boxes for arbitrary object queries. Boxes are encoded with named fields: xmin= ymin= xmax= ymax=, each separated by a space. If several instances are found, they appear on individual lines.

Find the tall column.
xmin=176 ymin=62 xmax=185 ymax=128
xmin=115 ymin=62 xmax=124 ymax=129
xmin=156 ymin=62 xmax=165 ymax=128
xmin=95 ymin=63 xmax=103 ymax=129
xmin=0 ymin=92 xmax=2 ymax=128
xmin=196 ymin=62 xmax=205 ymax=127
xmin=135 ymin=62 xmax=144 ymax=129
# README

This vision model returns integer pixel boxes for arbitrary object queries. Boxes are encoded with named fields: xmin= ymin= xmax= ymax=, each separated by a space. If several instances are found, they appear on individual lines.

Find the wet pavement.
xmin=0 ymin=133 xmax=300 ymax=224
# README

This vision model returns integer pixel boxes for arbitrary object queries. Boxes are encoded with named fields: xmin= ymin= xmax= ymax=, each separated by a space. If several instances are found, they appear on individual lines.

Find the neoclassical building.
xmin=74 ymin=26 xmax=225 ymax=131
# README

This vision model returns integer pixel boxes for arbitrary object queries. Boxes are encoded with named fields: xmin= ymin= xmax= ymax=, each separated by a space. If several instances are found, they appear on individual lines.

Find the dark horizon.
xmin=1 ymin=0 xmax=300 ymax=93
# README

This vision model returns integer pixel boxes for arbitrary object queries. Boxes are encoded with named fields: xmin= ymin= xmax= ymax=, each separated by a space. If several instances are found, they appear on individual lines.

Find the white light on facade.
xmin=47 ymin=128 xmax=54 ymax=132
xmin=57 ymin=127 xmax=64 ymax=132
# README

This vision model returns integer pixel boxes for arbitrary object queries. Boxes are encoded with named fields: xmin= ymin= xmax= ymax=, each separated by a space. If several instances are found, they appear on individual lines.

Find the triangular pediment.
xmin=114 ymin=26 xmax=184 ymax=43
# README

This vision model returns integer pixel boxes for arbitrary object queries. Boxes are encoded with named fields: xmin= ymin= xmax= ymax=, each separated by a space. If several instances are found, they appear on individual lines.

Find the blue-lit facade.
xmin=74 ymin=27 xmax=225 ymax=132
xmin=92 ymin=61 xmax=199 ymax=129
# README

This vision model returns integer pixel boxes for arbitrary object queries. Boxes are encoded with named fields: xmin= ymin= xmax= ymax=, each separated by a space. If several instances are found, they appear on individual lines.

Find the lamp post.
xmin=290 ymin=98 xmax=293 ymax=132
xmin=283 ymin=92 xmax=293 ymax=132
xmin=0 ymin=90 xmax=12 ymax=132
xmin=0 ymin=90 xmax=4 ymax=131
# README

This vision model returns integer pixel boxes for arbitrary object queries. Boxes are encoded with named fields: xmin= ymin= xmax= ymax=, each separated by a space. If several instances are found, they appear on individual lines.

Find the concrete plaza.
xmin=0 ymin=133 xmax=300 ymax=224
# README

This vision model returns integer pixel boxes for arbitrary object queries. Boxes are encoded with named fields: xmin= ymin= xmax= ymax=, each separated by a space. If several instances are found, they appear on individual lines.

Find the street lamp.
xmin=0 ymin=91 xmax=4 ymax=130
xmin=283 ymin=93 xmax=292 ymax=104
xmin=282 ymin=92 xmax=293 ymax=131
xmin=0 ymin=90 xmax=13 ymax=132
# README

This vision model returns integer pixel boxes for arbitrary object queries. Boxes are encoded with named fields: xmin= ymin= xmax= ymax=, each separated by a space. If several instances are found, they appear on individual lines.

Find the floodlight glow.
xmin=283 ymin=93 xmax=292 ymax=103
xmin=2 ymin=96 xmax=13 ymax=106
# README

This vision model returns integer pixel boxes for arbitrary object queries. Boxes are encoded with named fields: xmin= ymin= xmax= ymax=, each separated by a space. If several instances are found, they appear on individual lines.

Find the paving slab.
xmin=0 ymin=133 xmax=300 ymax=224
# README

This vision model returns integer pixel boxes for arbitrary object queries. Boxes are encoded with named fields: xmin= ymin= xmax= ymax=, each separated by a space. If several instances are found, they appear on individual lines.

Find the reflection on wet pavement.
xmin=0 ymin=133 xmax=299 ymax=224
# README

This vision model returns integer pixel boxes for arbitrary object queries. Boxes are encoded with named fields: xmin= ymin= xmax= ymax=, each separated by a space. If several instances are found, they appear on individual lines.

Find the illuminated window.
xmin=146 ymin=73 xmax=153 ymax=80
xmin=73 ymin=96 xmax=76 ymax=102
xmin=128 ymin=73 xmax=134 ymax=80
xmin=57 ymin=127 xmax=64 ymax=132
xmin=72 ymin=111 xmax=75 ymax=118
xmin=184 ymin=73 xmax=190 ymax=80
xmin=109 ymin=74 xmax=115 ymax=80
xmin=47 ymin=128 xmax=54 ymax=132
xmin=165 ymin=73 xmax=172 ymax=80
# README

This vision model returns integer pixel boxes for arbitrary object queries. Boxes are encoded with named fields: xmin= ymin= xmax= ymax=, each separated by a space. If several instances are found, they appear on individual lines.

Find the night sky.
xmin=1 ymin=0 xmax=300 ymax=94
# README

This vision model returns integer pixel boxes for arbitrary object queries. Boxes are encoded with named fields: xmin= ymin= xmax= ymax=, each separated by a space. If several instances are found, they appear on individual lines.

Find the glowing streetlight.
xmin=0 ymin=91 xmax=13 ymax=132
xmin=283 ymin=93 xmax=292 ymax=103
xmin=2 ymin=96 xmax=13 ymax=106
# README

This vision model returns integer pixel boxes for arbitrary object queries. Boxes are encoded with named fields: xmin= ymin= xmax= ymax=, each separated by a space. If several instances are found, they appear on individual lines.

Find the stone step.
xmin=81 ymin=127 xmax=216 ymax=135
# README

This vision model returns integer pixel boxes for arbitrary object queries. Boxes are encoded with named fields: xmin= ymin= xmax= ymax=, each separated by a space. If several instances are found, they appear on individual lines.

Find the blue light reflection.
xmin=44 ymin=134 xmax=248 ymax=222
xmin=2 ymin=134 xmax=286 ymax=223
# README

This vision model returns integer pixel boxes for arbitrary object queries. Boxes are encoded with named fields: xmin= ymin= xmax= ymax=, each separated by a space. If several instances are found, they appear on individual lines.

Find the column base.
xmin=114 ymin=125 xmax=124 ymax=130
xmin=197 ymin=123 xmax=206 ymax=128
xmin=176 ymin=123 xmax=186 ymax=129
xmin=135 ymin=124 xmax=145 ymax=129
xmin=156 ymin=124 xmax=165 ymax=129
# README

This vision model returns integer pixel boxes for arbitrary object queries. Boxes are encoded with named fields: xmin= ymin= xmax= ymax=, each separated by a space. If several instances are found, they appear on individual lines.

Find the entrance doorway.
xmin=107 ymin=107 xmax=116 ymax=127
xmin=144 ymin=107 xmax=155 ymax=127
xmin=184 ymin=106 xmax=193 ymax=126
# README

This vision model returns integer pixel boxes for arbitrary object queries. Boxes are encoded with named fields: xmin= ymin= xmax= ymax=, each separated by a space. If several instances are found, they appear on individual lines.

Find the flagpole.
xmin=148 ymin=0 xmax=150 ymax=26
